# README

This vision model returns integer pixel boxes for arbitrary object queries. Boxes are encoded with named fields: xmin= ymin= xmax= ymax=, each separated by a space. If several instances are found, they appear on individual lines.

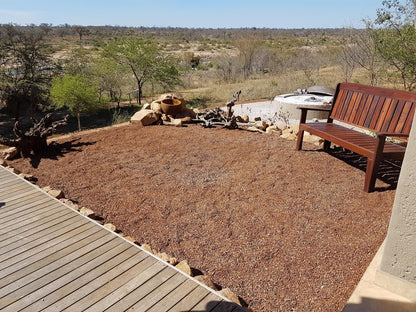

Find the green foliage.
xmin=369 ymin=0 xmax=416 ymax=90
xmin=50 ymin=74 xmax=100 ymax=130
xmin=90 ymin=57 xmax=129 ymax=104
xmin=103 ymin=37 xmax=180 ymax=105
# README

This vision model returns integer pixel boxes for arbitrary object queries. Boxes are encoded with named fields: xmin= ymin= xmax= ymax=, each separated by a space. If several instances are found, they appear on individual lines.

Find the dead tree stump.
xmin=0 ymin=113 xmax=69 ymax=158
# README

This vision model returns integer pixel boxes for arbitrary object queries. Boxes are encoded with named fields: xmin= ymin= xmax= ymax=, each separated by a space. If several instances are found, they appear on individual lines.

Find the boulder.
xmin=141 ymin=103 xmax=151 ymax=110
xmin=122 ymin=235 xmax=137 ymax=244
xmin=103 ymin=223 xmax=117 ymax=232
xmin=176 ymin=260 xmax=192 ymax=276
xmin=150 ymin=101 xmax=162 ymax=114
xmin=246 ymin=126 xmax=264 ymax=133
xmin=304 ymin=133 xmax=324 ymax=146
xmin=280 ymin=132 xmax=297 ymax=141
xmin=254 ymin=120 xmax=267 ymax=131
xmin=156 ymin=252 xmax=178 ymax=265
xmin=163 ymin=118 xmax=182 ymax=127
xmin=42 ymin=185 xmax=52 ymax=192
xmin=288 ymin=124 xmax=300 ymax=135
xmin=1 ymin=147 xmax=18 ymax=160
xmin=131 ymin=109 xmax=160 ymax=126
xmin=194 ymin=275 xmax=218 ymax=290
xmin=241 ymin=115 xmax=250 ymax=123
xmin=80 ymin=207 xmax=95 ymax=219
xmin=18 ymin=173 xmax=37 ymax=182
xmin=47 ymin=189 xmax=65 ymax=199
xmin=265 ymin=125 xmax=282 ymax=135
xmin=140 ymin=243 xmax=154 ymax=253
xmin=218 ymin=288 xmax=241 ymax=306
xmin=60 ymin=198 xmax=79 ymax=211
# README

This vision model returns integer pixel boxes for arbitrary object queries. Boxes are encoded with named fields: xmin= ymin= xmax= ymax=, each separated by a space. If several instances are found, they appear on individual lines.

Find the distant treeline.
xmin=0 ymin=23 xmax=363 ymax=41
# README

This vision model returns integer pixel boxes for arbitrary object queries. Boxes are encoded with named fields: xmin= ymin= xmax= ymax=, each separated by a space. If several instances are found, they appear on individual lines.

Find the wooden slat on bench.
xmin=0 ymin=166 xmax=245 ymax=312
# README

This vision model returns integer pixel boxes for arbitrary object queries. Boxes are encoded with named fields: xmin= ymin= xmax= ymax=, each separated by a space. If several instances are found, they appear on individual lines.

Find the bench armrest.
xmin=296 ymin=106 xmax=332 ymax=112
xmin=297 ymin=106 xmax=331 ymax=124
xmin=376 ymin=132 xmax=409 ymax=138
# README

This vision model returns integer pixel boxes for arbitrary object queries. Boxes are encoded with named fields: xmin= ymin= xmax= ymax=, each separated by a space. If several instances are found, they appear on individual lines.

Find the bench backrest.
xmin=330 ymin=82 xmax=416 ymax=136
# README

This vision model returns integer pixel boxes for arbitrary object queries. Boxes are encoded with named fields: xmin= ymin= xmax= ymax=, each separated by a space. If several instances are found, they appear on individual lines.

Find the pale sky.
xmin=0 ymin=0 xmax=385 ymax=28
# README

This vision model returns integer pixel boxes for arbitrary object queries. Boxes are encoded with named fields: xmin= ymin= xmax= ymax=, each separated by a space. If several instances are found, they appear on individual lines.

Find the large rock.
xmin=254 ymin=120 xmax=267 ymax=131
xmin=218 ymin=288 xmax=241 ymax=306
xmin=265 ymin=125 xmax=282 ymax=135
xmin=131 ymin=109 xmax=160 ymax=126
xmin=194 ymin=275 xmax=218 ymax=290
xmin=1 ymin=147 xmax=18 ymax=160
xmin=80 ymin=207 xmax=95 ymax=219
xmin=176 ymin=260 xmax=192 ymax=276
xmin=140 ymin=243 xmax=154 ymax=254
xmin=47 ymin=189 xmax=65 ymax=199
xmin=60 ymin=198 xmax=79 ymax=211
xmin=280 ymin=132 xmax=297 ymax=141
xmin=103 ymin=223 xmax=117 ymax=232
xmin=150 ymin=101 xmax=162 ymax=114
xmin=18 ymin=173 xmax=36 ymax=182
xmin=156 ymin=252 xmax=178 ymax=266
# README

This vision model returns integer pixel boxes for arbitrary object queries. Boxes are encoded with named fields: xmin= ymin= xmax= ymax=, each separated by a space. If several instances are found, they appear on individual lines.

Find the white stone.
xmin=80 ymin=207 xmax=95 ymax=218
xmin=103 ymin=223 xmax=116 ymax=232
xmin=1 ymin=147 xmax=18 ymax=160
xmin=141 ymin=103 xmax=151 ymax=110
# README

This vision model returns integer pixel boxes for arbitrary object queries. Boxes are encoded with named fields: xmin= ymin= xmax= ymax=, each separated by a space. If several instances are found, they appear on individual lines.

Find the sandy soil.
xmin=8 ymin=123 xmax=396 ymax=312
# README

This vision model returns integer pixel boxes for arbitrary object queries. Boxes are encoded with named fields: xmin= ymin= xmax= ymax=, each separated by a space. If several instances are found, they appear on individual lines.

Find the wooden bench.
xmin=296 ymin=82 xmax=416 ymax=192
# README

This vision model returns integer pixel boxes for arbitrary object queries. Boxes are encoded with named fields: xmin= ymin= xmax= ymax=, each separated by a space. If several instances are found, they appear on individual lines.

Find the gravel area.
xmin=9 ymin=123 xmax=396 ymax=312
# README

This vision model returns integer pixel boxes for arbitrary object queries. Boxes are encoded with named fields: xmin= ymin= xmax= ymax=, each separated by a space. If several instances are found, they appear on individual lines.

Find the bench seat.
xmin=296 ymin=82 xmax=416 ymax=192
xmin=301 ymin=123 xmax=406 ymax=158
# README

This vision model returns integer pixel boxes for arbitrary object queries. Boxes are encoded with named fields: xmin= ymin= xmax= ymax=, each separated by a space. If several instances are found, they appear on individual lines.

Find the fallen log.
xmin=0 ymin=113 xmax=69 ymax=159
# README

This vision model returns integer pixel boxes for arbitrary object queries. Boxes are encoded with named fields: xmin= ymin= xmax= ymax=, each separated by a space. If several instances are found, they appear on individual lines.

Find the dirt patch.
xmin=9 ymin=124 xmax=396 ymax=312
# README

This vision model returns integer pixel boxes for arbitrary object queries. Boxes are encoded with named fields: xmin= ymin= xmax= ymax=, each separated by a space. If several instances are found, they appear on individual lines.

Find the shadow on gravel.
xmin=29 ymin=139 xmax=96 ymax=168
xmin=325 ymin=147 xmax=402 ymax=192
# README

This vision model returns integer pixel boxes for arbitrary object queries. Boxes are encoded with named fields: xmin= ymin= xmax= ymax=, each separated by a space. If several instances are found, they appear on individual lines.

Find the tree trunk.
xmin=77 ymin=112 xmax=81 ymax=131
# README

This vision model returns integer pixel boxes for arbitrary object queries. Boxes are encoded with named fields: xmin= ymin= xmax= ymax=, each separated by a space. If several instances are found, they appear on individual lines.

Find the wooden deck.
xmin=0 ymin=166 xmax=245 ymax=312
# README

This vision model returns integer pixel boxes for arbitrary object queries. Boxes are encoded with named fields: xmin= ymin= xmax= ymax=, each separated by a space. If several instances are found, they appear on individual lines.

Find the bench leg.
xmin=296 ymin=129 xmax=304 ymax=150
xmin=323 ymin=140 xmax=331 ymax=151
xmin=364 ymin=157 xmax=380 ymax=193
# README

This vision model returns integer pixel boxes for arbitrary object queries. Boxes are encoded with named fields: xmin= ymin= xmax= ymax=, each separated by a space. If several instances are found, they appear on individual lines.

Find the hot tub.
xmin=231 ymin=86 xmax=334 ymax=126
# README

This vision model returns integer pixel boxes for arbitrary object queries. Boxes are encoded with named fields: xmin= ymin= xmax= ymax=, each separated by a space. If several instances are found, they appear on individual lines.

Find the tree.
xmin=73 ymin=25 xmax=90 ymax=41
xmin=234 ymin=36 xmax=262 ymax=78
xmin=103 ymin=37 xmax=180 ymax=105
xmin=50 ymin=75 xmax=99 ymax=131
xmin=341 ymin=28 xmax=384 ymax=85
xmin=0 ymin=24 xmax=56 ymax=119
xmin=90 ymin=57 xmax=128 ymax=107
xmin=369 ymin=0 xmax=416 ymax=90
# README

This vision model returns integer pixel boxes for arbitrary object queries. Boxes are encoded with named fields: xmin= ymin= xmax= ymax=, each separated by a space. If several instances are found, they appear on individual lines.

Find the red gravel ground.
xmin=9 ymin=123 xmax=396 ymax=312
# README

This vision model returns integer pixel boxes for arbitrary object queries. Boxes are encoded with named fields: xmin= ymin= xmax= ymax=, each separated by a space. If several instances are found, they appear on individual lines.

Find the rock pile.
xmin=131 ymin=93 xmax=196 ymax=128
xmin=130 ymin=94 xmax=323 ymax=147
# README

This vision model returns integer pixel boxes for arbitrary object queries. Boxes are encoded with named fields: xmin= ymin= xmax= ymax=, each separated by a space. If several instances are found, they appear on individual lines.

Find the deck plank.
xmin=0 ymin=166 xmax=246 ymax=312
